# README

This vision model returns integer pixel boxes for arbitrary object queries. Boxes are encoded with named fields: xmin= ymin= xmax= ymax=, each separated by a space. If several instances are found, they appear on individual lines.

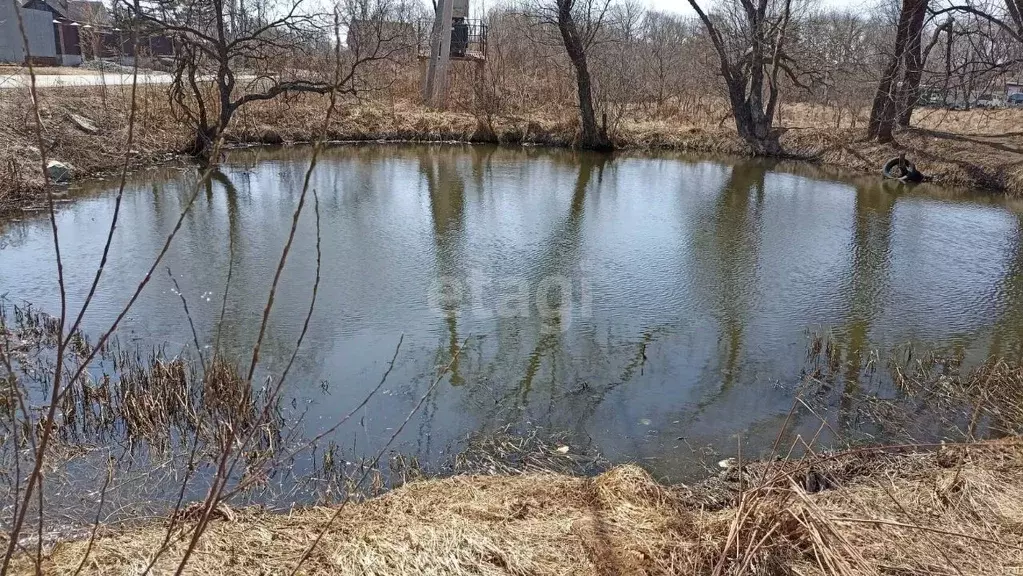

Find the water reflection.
xmin=837 ymin=177 xmax=896 ymax=424
xmin=2 ymin=145 xmax=1022 ymax=481
xmin=421 ymin=147 xmax=467 ymax=386
xmin=712 ymin=162 xmax=765 ymax=393
xmin=991 ymin=214 xmax=1023 ymax=362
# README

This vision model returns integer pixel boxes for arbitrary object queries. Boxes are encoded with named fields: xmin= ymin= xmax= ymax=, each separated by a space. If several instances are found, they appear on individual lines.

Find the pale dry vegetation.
xmin=3 ymin=0 xmax=1023 ymax=208
xmin=16 ymin=440 xmax=1023 ymax=576
xmin=4 ymin=0 xmax=1023 ymax=573
xmin=6 ymin=304 xmax=1023 ymax=574
xmin=3 ymin=80 xmax=1023 ymax=214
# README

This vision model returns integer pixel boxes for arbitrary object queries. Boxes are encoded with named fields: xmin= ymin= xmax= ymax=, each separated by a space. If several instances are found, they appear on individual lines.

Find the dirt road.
xmin=0 ymin=71 xmax=175 ymax=89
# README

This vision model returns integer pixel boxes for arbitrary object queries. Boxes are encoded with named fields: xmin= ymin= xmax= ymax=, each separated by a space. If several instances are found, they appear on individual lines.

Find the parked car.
xmin=1009 ymin=93 xmax=1023 ymax=106
xmin=974 ymin=94 xmax=999 ymax=108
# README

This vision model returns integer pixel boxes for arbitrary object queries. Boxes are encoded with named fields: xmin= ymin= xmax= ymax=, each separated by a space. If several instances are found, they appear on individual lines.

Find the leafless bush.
xmin=123 ymin=0 xmax=420 ymax=161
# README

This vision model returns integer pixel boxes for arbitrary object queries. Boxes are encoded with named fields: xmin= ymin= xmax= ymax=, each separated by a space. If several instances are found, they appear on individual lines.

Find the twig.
xmin=212 ymin=217 xmax=236 ymax=357
xmin=223 ymin=333 xmax=404 ymax=500
xmin=276 ymin=189 xmax=322 ymax=387
xmin=168 ymin=12 xmax=352 ymax=573
xmin=139 ymin=430 xmax=203 ymax=576
xmin=2 ymin=3 xmax=70 ymax=568
xmin=62 ymin=15 xmax=145 ymax=349
xmin=288 ymin=336 xmax=471 ymax=575
xmin=166 ymin=268 xmax=204 ymax=369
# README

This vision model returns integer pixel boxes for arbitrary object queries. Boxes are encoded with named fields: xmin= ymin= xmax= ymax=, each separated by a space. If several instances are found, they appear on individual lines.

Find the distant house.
xmin=0 ymin=2 xmax=58 ymax=64
xmin=1008 ymin=82 xmax=1023 ymax=98
xmin=22 ymin=0 xmax=172 ymax=66
xmin=23 ymin=0 xmax=88 ymax=65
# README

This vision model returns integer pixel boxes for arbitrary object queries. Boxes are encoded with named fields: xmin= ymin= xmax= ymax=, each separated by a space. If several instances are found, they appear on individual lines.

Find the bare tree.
xmin=124 ymin=0 xmax=414 ymax=162
xmin=637 ymin=11 xmax=691 ymax=112
xmin=587 ymin=0 xmax=644 ymax=136
xmin=686 ymin=0 xmax=797 ymax=154
xmin=897 ymin=16 xmax=952 ymax=126
xmin=932 ymin=0 xmax=1023 ymax=40
xmin=795 ymin=10 xmax=876 ymax=128
xmin=867 ymin=0 xmax=928 ymax=141
xmin=928 ymin=0 xmax=1023 ymax=106
xmin=528 ymin=0 xmax=613 ymax=149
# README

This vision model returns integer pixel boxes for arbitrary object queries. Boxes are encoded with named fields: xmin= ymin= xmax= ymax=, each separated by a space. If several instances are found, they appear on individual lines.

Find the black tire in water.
xmin=882 ymin=157 xmax=924 ymax=182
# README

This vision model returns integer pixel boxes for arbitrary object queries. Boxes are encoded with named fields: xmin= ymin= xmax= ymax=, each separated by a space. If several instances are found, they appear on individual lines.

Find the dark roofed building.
xmin=21 ymin=0 xmax=171 ymax=64
xmin=22 ymin=0 xmax=81 ymax=64
xmin=0 ymin=2 xmax=58 ymax=64
xmin=24 ymin=0 xmax=68 ymax=17
xmin=23 ymin=0 xmax=109 ymax=24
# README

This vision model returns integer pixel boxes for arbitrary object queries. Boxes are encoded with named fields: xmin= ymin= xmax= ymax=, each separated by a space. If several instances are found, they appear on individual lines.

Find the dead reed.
xmin=802 ymin=328 xmax=1023 ymax=445
xmin=4 ymin=314 xmax=1023 ymax=574
xmin=0 ymin=298 xmax=279 ymax=455
xmin=10 ymin=439 xmax=1022 ymax=576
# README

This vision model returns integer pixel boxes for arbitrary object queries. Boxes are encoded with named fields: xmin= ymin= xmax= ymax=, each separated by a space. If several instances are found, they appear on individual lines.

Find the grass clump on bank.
xmin=19 ymin=440 xmax=1023 ymax=575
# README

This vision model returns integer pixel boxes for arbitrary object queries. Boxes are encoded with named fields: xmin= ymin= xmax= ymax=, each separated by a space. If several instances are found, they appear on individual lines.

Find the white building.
xmin=0 ymin=2 xmax=57 ymax=64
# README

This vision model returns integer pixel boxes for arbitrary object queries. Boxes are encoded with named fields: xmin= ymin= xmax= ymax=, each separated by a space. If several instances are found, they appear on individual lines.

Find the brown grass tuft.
xmin=9 ymin=441 xmax=1022 ymax=575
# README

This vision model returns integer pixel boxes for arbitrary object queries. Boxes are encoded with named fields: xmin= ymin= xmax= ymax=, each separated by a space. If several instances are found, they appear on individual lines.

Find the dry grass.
xmin=800 ymin=331 xmax=1023 ymax=444
xmin=9 ymin=440 xmax=1021 ymax=575
xmin=782 ymin=126 xmax=1023 ymax=196
xmin=3 ymin=83 xmax=1023 ymax=212
xmin=0 ymin=299 xmax=277 ymax=453
xmin=8 ymin=308 xmax=1023 ymax=575
xmin=0 ymin=85 xmax=185 ymax=210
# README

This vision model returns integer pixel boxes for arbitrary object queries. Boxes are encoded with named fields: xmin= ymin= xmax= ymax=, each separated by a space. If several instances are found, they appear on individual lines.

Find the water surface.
xmin=2 ymin=144 xmax=1022 ymax=481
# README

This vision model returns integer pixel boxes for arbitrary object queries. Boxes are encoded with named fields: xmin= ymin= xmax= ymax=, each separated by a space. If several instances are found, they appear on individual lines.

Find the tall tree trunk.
xmin=895 ymin=1 xmax=930 ymax=127
xmin=943 ymin=22 xmax=953 ymax=104
xmin=1007 ymin=0 xmax=1023 ymax=34
xmin=728 ymin=83 xmax=777 ymax=155
xmin=868 ymin=0 xmax=927 ymax=141
xmin=686 ymin=0 xmax=782 ymax=155
xmin=764 ymin=0 xmax=793 ymax=135
xmin=189 ymin=124 xmax=221 ymax=165
xmin=555 ymin=0 xmax=608 ymax=150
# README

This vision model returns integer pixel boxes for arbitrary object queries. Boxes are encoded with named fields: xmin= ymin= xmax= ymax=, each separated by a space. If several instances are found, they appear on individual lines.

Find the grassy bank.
xmin=15 ymin=439 xmax=1023 ymax=575
xmin=2 ymin=84 xmax=1023 ymax=212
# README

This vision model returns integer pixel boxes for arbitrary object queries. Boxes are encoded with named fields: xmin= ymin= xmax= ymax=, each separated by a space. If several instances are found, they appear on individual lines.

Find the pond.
xmin=2 ymin=144 xmax=1022 ymax=488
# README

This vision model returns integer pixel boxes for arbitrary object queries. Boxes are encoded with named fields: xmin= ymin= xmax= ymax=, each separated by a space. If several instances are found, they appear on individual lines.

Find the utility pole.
xmin=423 ymin=0 xmax=454 ymax=108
